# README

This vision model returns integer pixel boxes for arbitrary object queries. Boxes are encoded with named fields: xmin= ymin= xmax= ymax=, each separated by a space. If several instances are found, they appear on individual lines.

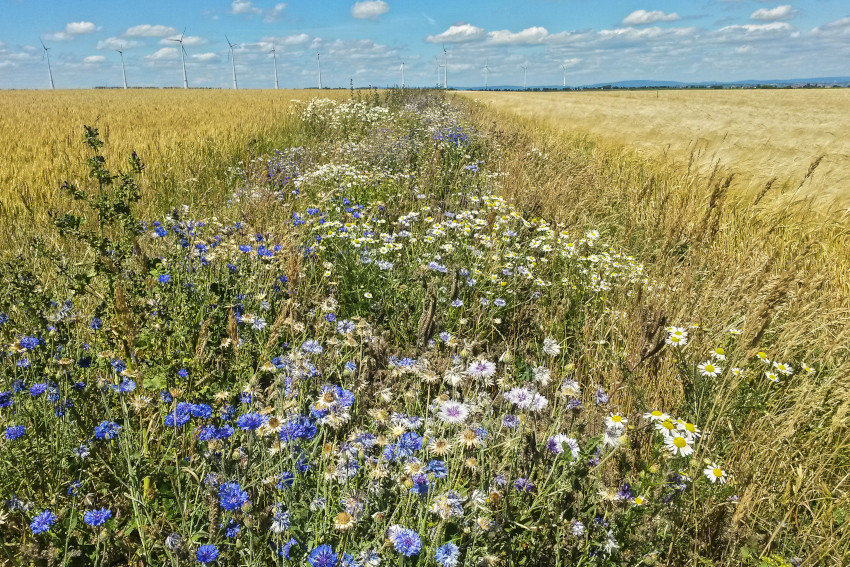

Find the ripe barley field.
xmin=0 ymin=89 xmax=348 ymax=243
xmin=459 ymin=89 xmax=850 ymax=215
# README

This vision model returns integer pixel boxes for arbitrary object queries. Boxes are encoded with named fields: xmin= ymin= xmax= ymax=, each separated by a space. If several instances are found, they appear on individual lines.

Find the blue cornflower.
xmin=153 ymin=226 xmax=168 ymax=237
xmin=68 ymin=481 xmax=82 ymax=497
xmin=594 ymin=386 xmax=609 ymax=405
xmin=116 ymin=378 xmax=136 ymax=394
xmin=30 ymin=510 xmax=58 ymax=535
xmin=190 ymin=403 xmax=213 ymax=419
xmin=395 ymin=431 xmax=422 ymax=458
xmin=503 ymin=414 xmax=520 ymax=429
xmin=0 ymin=392 xmax=13 ymax=408
xmin=236 ymin=412 xmax=266 ymax=431
xmin=222 ymin=518 xmax=240 ymax=538
xmin=410 ymin=473 xmax=430 ymax=496
xmin=216 ymin=425 xmax=234 ymax=439
xmin=514 ymin=478 xmax=535 ymax=492
xmin=19 ymin=336 xmax=40 ymax=350
xmin=494 ymin=298 xmax=506 ymax=307
xmin=389 ymin=526 xmax=422 ymax=557
xmin=270 ymin=505 xmax=290 ymax=533
xmin=336 ymin=319 xmax=355 ymax=335
xmin=74 ymin=445 xmax=90 ymax=459
xmin=218 ymin=482 xmax=250 ymax=511
xmin=308 ymin=544 xmax=337 ymax=567
xmin=196 ymin=544 xmax=220 ymax=564
xmin=435 ymin=542 xmax=460 ymax=567
xmin=17 ymin=358 xmax=31 ymax=368
xmin=90 ymin=317 xmax=103 ymax=330
xmin=276 ymin=471 xmax=295 ymax=490
xmin=159 ymin=390 xmax=173 ymax=403
xmin=300 ymin=340 xmax=323 ymax=355
xmin=426 ymin=460 xmax=448 ymax=479
xmin=83 ymin=507 xmax=112 ymax=527
xmin=158 ymin=274 xmax=172 ymax=284
xmin=196 ymin=425 xmax=217 ymax=441
xmin=93 ymin=421 xmax=121 ymax=440
xmin=110 ymin=359 xmax=127 ymax=373
xmin=238 ymin=244 xmax=252 ymax=254
xmin=178 ymin=368 xmax=189 ymax=378
xmin=344 ymin=361 xmax=357 ymax=374
xmin=29 ymin=383 xmax=48 ymax=397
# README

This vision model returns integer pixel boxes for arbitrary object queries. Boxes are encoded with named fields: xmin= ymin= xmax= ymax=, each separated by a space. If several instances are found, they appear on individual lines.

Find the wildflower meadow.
xmin=0 ymin=91 xmax=839 ymax=566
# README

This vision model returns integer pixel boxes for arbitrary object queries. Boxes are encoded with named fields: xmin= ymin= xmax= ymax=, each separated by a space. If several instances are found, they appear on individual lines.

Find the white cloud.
xmin=812 ymin=17 xmax=850 ymax=34
xmin=125 ymin=24 xmax=178 ymax=37
xmin=751 ymin=5 xmax=796 ymax=22
xmin=623 ymin=10 xmax=680 ymax=26
xmin=191 ymin=52 xmax=219 ymax=62
xmin=561 ymin=58 xmax=581 ymax=68
xmin=42 ymin=32 xmax=74 ymax=42
xmin=146 ymin=47 xmax=178 ymax=61
xmin=734 ymin=45 xmax=753 ymax=54
xmin=718 ymin=22 xmax=793 ymax=34
xmin=232 ymin=0 xmax=262 ymax=15
xmin=97 ymin=37 xmax=143 ymax=50
xmin=487 ymin=27 xmax=549 ymax=45
xmin=351 ymin=0 xmax=389 ymax=20
xmin=83 ymin=55 xmax=105 ymax=63
xmin=161 ymin=35 xmax=207 ymax=46
xmin=67 ymin=22 xmax=98 ymax=35
xmin=261 ymin=33 xmax=311 ymax=47
xmin=426 ymin=23 xmax=486 ymax=43
xmin=265 ymin=3 xmax=287 ymax=22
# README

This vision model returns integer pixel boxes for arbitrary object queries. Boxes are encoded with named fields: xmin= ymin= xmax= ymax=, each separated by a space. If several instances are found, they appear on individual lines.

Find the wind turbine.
xmin=226 ymin=35 xmax=238 ymax=89
xmin=115 ymin=46 xmax=128 ymax=89
xmin=434 ymin=56 xmax=441 ymax=87
xmin=400 ymin=61 xmax=405 ymax=88
xmin=521 ymin=63 xmax=528 ymax=89
xmin=169 ymin=28 xmax=189 ymax=89
xmin=316 ymin=52 xmax=322 ymax=89
xmin=483 ymin=60 xmax=490 ymax=90
xmin=442 ymin=44 xmax=448 ymax=89
xmin=271 ymin=43 xmax=279 ymax=89
xmin=40 ymin=40 xmax=54 ymax=90
xmin=561 ymin=63 xmax=567 ymax=89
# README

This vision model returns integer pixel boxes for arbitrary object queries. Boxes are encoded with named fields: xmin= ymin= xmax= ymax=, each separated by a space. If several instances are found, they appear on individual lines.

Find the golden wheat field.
xmin=0 ymin=89 xmax=349 ymax=235
xmin=459 ymin=89 xmax=850 ymax=214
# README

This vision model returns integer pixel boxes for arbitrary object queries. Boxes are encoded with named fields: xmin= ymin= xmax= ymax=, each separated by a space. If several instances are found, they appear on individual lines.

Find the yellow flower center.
xmin=612 ymin=415 xmax=622 ymax=423
xmin=713 ymin=468 xmax=722 ymax=478
xmin=705 ymin=364 xmax=715 ymax=373
xmin=674 ymin=436 xmax=686 ymax=448
xmin=716 ymin=348 xmax=725 ymax=355
xmin=651 ymin=411 xmax=663 ymax=417
xmin=662 ymin=420 xmax=675 ymax=431
xmin=634 ymin=497 xmax=644 ymax=505
xmin=685 ymin=423 xmax=696 ymax=433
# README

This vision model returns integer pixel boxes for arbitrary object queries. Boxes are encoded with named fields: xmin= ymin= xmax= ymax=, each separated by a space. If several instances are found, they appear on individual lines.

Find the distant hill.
xmin=464 ymin=76 xmax=850 ymax=91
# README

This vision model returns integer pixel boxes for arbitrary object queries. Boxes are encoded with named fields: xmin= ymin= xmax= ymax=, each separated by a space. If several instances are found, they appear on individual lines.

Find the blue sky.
xmin=1 ymin=0 xmax=849 ymax=89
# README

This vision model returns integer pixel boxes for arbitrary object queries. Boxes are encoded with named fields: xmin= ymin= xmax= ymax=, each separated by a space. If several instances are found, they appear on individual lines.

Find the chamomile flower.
xmin=655 ymin=418 xmax=677 ymax=437
xmin=605 ymin=414 xmax=628 ymax=428
xmin=676 ymin=419 xmax=702 ymax=438
xmin=632 ymin=495 xmax=648 ymax=506
xmin=772 ymin=361 xmax=794 ymax=376
xmin=643 ymin=410 xmax=670 ymax=423
xmin=756 ymin=351 xmax=770 ymax=364
xmin=703 ymin=462 xmax=727 ymax=484
xmin=710 ymin=347 xmax=727 ymax=361
xmin=730 ymin=367 xmax=744 ymax=378
xmin=665 ymin=334 xmax=688 ymax=347
xmin=664 ymin=433 xmax=694 ymax=457
xmin=765 ymin=371 xmax=781 ymax=383
xmin=698 ymin=360 xmax=722 ymax=378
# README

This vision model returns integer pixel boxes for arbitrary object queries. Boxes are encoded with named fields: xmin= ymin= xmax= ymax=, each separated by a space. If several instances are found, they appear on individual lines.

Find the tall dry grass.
xmin=459 ymin=89 xmax=850 ymax=216
xmin=461 ymin=97 xmax=850 ymax=564
xmin=0 ymin=89 xmax=349 ymax=247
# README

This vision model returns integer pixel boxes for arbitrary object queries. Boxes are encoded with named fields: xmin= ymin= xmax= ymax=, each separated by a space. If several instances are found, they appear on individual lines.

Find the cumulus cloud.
xmin=751 ymin=5 xmax=796 ymax=22
xmin=812 ymin=17 xmax=850 ymax=34
xmin=487 ymin=26 xmax=549 ymax=45
xmin=561 ymin=58 xmax=581 ymax=68
xmin=42 ymin=32 xmax=74 ymax=42
xmin=232 ymin=0 xmax=262 ymax=15
xmin=623 ymin=10 xmax=680 ymax=26
xmin=191 ymin=52 xmax=219 ymax=62
xmin=161 ymin=35 xmax=207 ymax=46
xmin=145 ymin=47 xmax=178 ymax=61
xmin=125 ymin=24 xmax=178 ymax=37
xmin=718 ymin=22 xmax=793 ymax=34
xmin=265 ymin=3 xmax=287 ymax=22
xmin=83 ymin=55 xmax=105 ymax=63
xmin=97 ymin=37 xmax=143 ymax=50
xmin=66 ymin=22 xmax=98 ymax=35
xmin=351 ymin=0 xmax=389 ymax=20
xmin=426 ymin=23 xmax=486 ymax=43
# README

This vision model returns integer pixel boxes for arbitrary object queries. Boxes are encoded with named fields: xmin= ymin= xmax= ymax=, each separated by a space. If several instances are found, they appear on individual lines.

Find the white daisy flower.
xmin=664 ymin=433 xmax=694 ymax=457
xmin=765 ymin=371 xmax=781 ymax=383
xmin=698 ymin=360 xmax=722 ymax=378
xmin=676 ymin=419 xmax=702 ymax=438
xmin=605 ymin=414 xmax=628 ymax=428
xmin=710 ymin=347 xmax=727 ymax=361
xmin=643 ymin=410 xmax=670 ymax=422
xmin=772 ymin=361 xmax=794 ymax=376
xmin=703 ymin=462 xmax=727 ymax=484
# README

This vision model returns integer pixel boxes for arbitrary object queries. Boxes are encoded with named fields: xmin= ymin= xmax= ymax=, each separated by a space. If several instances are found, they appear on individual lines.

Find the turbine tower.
xmin=521 ymin=64 xmax=528 ymax=89
xmin=115 ymin=46 xmax=128 ymax=89
xmin=271 ymin=43 xmax=279 ymax=89
xmin=40 ymin=40 xmax=54 ymax=90
xmin=442 ymin=44 xmax=448 ymax=89
xmin=226 ymin=36 xmax=238 ymax=89
xmin=316 ymin=52 xmax=322 ymax=89
xmin=561 ymin=63 xmax=567 ymax=89
xmin=400 ymin=61 xmax=405 ymax=88
xmin=434 ymin=56 xmax=441 ymax=87
xmin=483 ymin=60 xmax=490 ymax=90
xmin=169 ymin=28 xmax=189 ymax=89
